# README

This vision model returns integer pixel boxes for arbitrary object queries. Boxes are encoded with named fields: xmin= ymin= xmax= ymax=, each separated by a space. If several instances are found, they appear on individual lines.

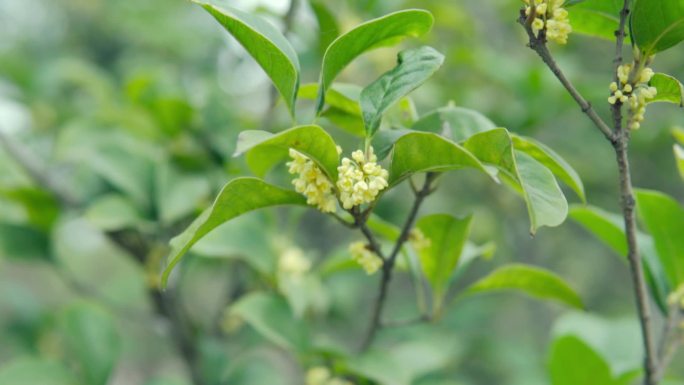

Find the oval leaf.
xmin=193 ymin=0 xmax=300 ymax=116
xmin=412 ymin=105 xmax=497 ymax=142
xmin=162 ymin=178 xmax=306 ymax=286
xmin=316 ymin=9 xmax=434 ymax=113
xmin=361 ymin=46 xmax=445 ymax=137
xmin=631 ymin=0 xmax=684 ymax=54
xmin=567 ymin=0 xmax=623 ymax=41
xmin=549 ymin=336 xmax=615 ymax=385
xmin=234 ymin=125 xmax=339 ymax=180
xmin=648 ymin=73 xmax=684 ymax=106
xmin=464 ymin=263 xmax=584 ymax=308
xmin=388 ymin=132 xmax=494 ymax=186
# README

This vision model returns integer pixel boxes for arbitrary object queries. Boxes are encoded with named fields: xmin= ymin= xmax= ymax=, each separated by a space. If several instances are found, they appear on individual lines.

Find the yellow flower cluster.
xmin=525 ymin=0 xmax=572 ymax=44
xmin=337 ymin=147 xmax=389 ymax=210
xmin=409 ymin=228 xmax=431 ymax=251
xmin=306 ymin=367 xmax=353 ymax=385
xmin=349 ymin=241 xmax=383 ymax=275
xmin=287 ymin=149 xmax=337 ymax=213
xmin=278 ymin=247 xmax=311 ymax=278
xmin=608 ymin=63 xmax=657 ymax=130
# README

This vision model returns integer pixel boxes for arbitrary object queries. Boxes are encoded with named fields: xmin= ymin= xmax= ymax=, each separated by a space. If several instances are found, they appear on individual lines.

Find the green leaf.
xmin=464 ymin=263 xmax=584 ymax=308
xmin=549 ymin=336 xmax=615 ymax=385
xmin=388 ymin=132 xmax=493 ymax=186
xmin=0 ymin=357 xmax=79 ymax=385
xmin=675 ymin=143 xmax=684 ymax=180
xmin=512 ymin=135 xmax=586 ymax=202
xmin=463 ymin=128 xmax=568 ymax=233
xmin=85 ymin=194 xmax=145 ymax=231
xmin=0 ymin=223 xmax=50 ymax=261
xmin=230 ymin=292 xmax=308 ymax=353
xmin=234 ymin=125 xmax=339 ymax=180
xmin=648 ymin=73 xmax=684 ymax=106
xmin=161 ymin=178 xmax=306 ymax=286
xmin=316 ymin=9 xmax=434 ymax=113
xmin=310 ymin=0 xmax=340 ymax=55
xmin=300 ymin=83 xmax=365 ymax=136
xmin=60 ymin=303 xmax=120 ymax=385
xmin=635 ymin=189 xmax=684 ymax=286
xmin=192 ymin=0 xmax=300 ymax=116
xmin=567 ymin=0 xmax=623 ymax=41
xmin=411 ymin=105 xmax=496 ymax=142
xmin=360 ymin=46 xmax=444 ymax=137
xmin=631 ymin=0 xmax=684 ymax=55
xmin=154 ymin=161 xmax=210 ymax=226
xmin=415 ymin=214 xmax=473 ymax=309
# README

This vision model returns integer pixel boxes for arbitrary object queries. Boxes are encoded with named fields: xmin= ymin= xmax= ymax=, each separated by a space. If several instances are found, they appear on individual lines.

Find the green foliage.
xmin=411 ymin=105 xmax=496 ymax=142
xmin=631 ymin=0 xmax=684 ymax=55
xmin=675 ymin=143 xmax=684 ymax=180
xmin=648 ymin=73 xmax=684 ymax=106
xmin=567 ymin=0 xmax=624 ymax=40
xmin=191 ymin=0 xmax=300 ymax=117
xmin=361 ymin=46 xmax=445 ymax=137
xmin=317 ymin=9 xmax=434 ymax=113
xmin=0 ymin=357 xmax=79 ymax=385
xmin=464 ymin=264 xmax=584 ymax=308
xmin=161 ymin=178 xmax=306 ymax=286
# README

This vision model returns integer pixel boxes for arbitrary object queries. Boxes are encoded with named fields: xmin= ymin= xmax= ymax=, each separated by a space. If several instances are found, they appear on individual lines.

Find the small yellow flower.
xmin=337 ymin=146 xmax=389 ymax=210
xmin=409 ymin=228 xmax=431 ymax=251
xmin=349 ymin=241 xmax=383 ymax=275
xmin=288 ymin=149 xmax=337 ymax=213
xmin=306 ymin=367 xmax=331 ymax=385
xmin=278 ymin=247 xmax=311 ymax=278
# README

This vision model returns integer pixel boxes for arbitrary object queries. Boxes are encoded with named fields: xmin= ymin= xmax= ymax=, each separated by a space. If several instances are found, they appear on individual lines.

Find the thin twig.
xmin=359 ymin=173 xmax=437 ymax=351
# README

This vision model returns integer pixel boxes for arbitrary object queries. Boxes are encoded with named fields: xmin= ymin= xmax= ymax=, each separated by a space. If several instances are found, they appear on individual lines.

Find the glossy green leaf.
xmin=415 ymin=214 xmax=473 ymax=309
xmin=162 ymin=178 xmax=306 ymax=286
xmin=0 ymin=358 xmax=79 ymax=385
xmin=631 ymin=0 xmax=684 ymax=55
xmin=648 ymin=73 xmax=684 ymax=106
xmin=234 ymin=125 xmax=340 ymax=180
xmin=675 ymin=144 xmax=684 ymax=180
xmin=512 ymin=135 xmax=585 ymax=202
xmin=635 ymin=189 xmax=684 ymax=286
xmin=549 ymin=336 xmax=615 ymax=385
xmin=388 ymin=132 xmax=493 ymax=186
xmin=316 ymin=9 xmax=434 ymax=113
xmin=567 ymin=0 xmax=623 ymax=41
xmin=60 ymin=303 xmax=120 ymax=385
xmin=192 ymin=0 xmax=300 ymax=116
xmin=411 ymin=105 xmax=496 ymax=142
xmin=230 ymin=292 xmax=308 ymax=353
xmin=463 ymin=128 xmax=568 ymax=232
xmin=464 ymin=264 xmax=584 ymax=308
xmin=360 ymin=46 xmax=444 ymax=137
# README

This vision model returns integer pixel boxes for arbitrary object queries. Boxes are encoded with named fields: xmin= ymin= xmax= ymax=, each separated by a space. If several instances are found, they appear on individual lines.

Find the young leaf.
xmin=415 ymin=214 xmax=473 ymax=310
xmin=387 ymin=132 xmax=494 ymax=186
xmin=230 ymin=292 xmax=308 ymax=353
xmin=549 ymin=336 xmax=616 ymax=385
xmin=675 ymin=144 xmax=684 ymax=180
xmin=631 ymin=0 xmax=684 ymax=55
xmin=463 ymin=263 xmax=584 ymax=309
xmin=192 ymin=0 xmax=300 ymax=116
xmin=463 ymin=128 xmax=568 ymax=233
xmin=648 ymin=73 xmax=684 ymax=106
xmin=512 ymin=134 xmax=586 ymax=202
xmin=360 ymin=46 xmax=445 ymax=137
xmin=316 ymin=9 xmax=434 ymax=113
xmin=411 ymin=105 xmax=496 ymax=142
xmin=635 ymin=189 xmax=684 ymax=286
xmin=161 ymin=178 xmax=306 ymax=286
xmin=234 ymin=125 xmax=340 ymax=180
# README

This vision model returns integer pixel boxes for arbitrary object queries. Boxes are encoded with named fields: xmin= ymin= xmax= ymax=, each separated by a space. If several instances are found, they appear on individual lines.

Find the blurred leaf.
xmin=631 ymin=0 xmax=684 ymax=55
xmin=154 ymin=161 xmax=210 ymax=226
xmin=316 ymin=9 xmax=434 ymax=113
xmin=648 ymin=73 xmax=684 ymax=106
xmin=310 ymin=0 xmax=340 ymax=55
xmin=0 ymin=223 xmax=50 ymax=261
xmin=143 ymin=378 xmax=190 ymax=385
xmin=549 ymin=336 xmax=615 ymax=385
xmin=388 ymin=132 xmax=493 ymax=186
xmin=464 ymin=263 xmax=584 ymax=308
xmin=567 ymin=0 xmax=622 ymax=40
xmin=0 ymin=187 xmax=59 ymax=231
xmin=360 ymin=46 xmax=444 ymax=137
xmin=85 ymin=194 xmax=145 ymax=231
xmin=235 ymin=125 xmax=339 ymax=180
xmin=162 ymin=178 xmax=306 ymax=286
xmin=231 ymin=292 xmax=308 ymax=353
xmin=675 ymin=144 xmax=684 ymax=180
xmin=223 ymin=348 xmax=298 ymax=385
xmin=0 ymin=357 xmax=79 ymax=385
xmin=60 ymin=303 xmax=119 ymax=385
xmin=279 ymin=274 xmax=329 ymax=319
xmin=635 ymin=189 xmax=684 ymax=286
xmin=512 ymin=135 xmax=585 ymax=202
xmin=299 ymin=83 xmax=365 ymax=136
xmin=415 ymin=214 xmax=472 ymax=310
xmin=464 ymin=129 xmax=568 ymax=233
xmin=412 ymin=105 xmax=496 ymax=142
xmin=192 ymin=0 xmax=300 ymax=116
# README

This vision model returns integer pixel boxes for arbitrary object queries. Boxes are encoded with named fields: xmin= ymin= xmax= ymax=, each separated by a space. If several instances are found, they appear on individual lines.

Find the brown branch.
xmin=358 ymin=173 xmax=437 ymax=351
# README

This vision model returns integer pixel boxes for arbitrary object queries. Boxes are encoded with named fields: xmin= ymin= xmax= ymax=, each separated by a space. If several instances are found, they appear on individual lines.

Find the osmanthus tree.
xmin=157 ymin=1 xmax=601 ymax=383
xmin=518 ymin=0 xmax=684 ymax=384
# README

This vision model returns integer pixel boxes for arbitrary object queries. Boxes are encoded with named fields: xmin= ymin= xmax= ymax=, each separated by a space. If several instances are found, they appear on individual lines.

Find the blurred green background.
xmin=0 ymin=0 xmax=682 ymax=384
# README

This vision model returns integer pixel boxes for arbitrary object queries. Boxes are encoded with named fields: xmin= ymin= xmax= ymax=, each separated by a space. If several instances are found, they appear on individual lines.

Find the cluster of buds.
xmin=287 ymin=149 xmax=337 ymax=213
xmin=525 ymin=0 xmax=572 ymax=44
xmin=348 ymin=241 xmax=383 ymax=275
xmin=409 ymin=228 xmax=431 ymax=251
xmin=608 ymin=62 xmax=657 ymax=130
xmin=306 ymin=367 xmax=353 ymax=385
xmin=277 ymin=247 xmax=311 ymax=279
xmin=337 ymin=147 xmax=389 ymax=210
